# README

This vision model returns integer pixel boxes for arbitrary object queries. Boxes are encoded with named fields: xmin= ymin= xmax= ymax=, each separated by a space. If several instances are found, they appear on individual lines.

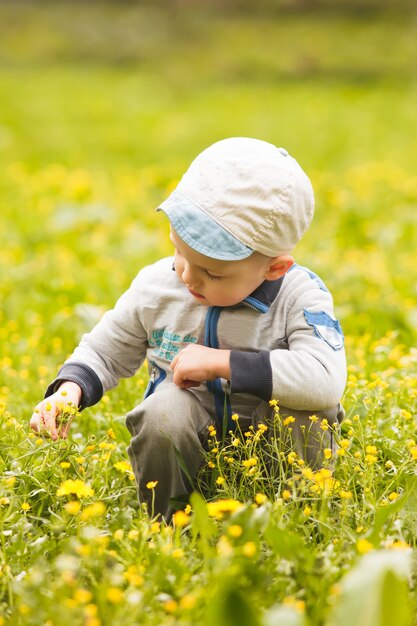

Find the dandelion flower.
xmin=146 ymin=481 xmax=158 ymax=490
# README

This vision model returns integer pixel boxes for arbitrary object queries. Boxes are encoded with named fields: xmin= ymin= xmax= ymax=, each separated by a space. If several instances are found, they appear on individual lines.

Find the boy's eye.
xmin=206 ymin=271 xmax=221 ymax=281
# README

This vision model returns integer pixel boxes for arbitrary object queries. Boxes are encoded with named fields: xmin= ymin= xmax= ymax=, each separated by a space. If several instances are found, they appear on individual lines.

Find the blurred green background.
xmin=0 ymin=0 xmax=416 ymax=414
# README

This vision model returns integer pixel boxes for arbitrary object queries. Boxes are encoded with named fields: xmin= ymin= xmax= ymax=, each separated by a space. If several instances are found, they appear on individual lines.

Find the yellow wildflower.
xmin=207 ymin=499 xmax=243 ymax=518
xmin=323 ymin=448 xmax=332 ymax=460
xmin=231 ymin=413 xmax=239 ymax=421
xmin=228 ymin=525 xmax=243 ymax=538
xmin=106 ymin=587 xmax=123 ymax=604
xmin=80 ymin=502 xmax=106 ymax=521
xmin=173 ymin=510 xmax=190 ymax=527
xmin=283 ymin=416 xmax=295 ymax=426
xmin=216 ymin=476 xmax=225 ymax=485
xmin=309 ymin=414 xmax=319 ymax=423
xmin=357 ymin=538 xmax=373 ymax=554
xmin=21 ymin=502 xmax=31 ymax=512
xmin=242 ymin=542 xmax=257 ymax=557
xmin=255 ymin=493 xmax=267 ymax=505
xmin=282 ymin=490 xmax=291 ymax=501
xmin=146 ymin=481 xmax=158 ymax=490
xmin=64 ymin=500 xmax=81 ymax=515
xmin=388 ymin=492 xmax=399 ymax=502
xmin=303 ymin=506 xmax=312 ymax=516
xmin=320 ymin=419 xmax=329 ymax=431
xmin=57 ymin=479 xmax=94 ymax=498
xmin=60 ymin=461 xmax=71 ymax=469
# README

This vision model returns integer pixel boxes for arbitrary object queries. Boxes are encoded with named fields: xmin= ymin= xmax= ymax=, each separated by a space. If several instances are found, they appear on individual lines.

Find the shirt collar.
xmin=241 ymin=276 xmax=285 ymax=313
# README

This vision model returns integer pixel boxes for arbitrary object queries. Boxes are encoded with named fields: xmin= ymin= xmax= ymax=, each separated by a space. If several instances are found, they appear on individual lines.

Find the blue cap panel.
xmin=157 ymin=190 xmax=253 ymax=261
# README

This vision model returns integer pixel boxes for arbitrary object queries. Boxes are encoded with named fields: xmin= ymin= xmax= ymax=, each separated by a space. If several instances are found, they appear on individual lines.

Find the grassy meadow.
xmin=1 ymin=3 xmax=417 ymax=625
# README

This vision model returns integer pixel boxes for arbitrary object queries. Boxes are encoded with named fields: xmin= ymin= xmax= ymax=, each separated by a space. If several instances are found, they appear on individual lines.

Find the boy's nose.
xmin=182 ymin=263 xmax=201 ymax=287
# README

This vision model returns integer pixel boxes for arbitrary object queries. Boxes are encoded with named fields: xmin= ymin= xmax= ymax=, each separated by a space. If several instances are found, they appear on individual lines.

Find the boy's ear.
xmin=264 ymin=255 xmax=294 ymax=280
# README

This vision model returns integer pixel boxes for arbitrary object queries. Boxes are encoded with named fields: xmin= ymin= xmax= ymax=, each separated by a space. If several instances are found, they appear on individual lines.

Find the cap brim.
xmin=156 ymin=190 xmax=253 ymax=261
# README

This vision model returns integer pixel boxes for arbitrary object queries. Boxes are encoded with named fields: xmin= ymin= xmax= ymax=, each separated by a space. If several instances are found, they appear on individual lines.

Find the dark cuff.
xmin=230 ymin=350 xmax=272 ymax=402
xmin=44 ymin=362 xmax=104 ymax=411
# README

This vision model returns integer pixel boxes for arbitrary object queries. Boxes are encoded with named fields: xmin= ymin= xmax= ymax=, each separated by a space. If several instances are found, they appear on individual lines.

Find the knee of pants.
xmin=125 ymin=383 xmax=212 ymax=448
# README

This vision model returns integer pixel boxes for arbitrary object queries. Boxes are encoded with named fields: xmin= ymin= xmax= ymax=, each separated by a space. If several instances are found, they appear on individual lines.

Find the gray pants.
xmin=125 ymin=382 xmax=344 ymax=521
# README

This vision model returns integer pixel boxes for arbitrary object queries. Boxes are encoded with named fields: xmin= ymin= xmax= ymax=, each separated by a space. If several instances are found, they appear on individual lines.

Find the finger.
xmin=42 ymin=402 xmax=59 ymax=440
xmin=58 ymin=415 xmax=73 ymax=439
xmin=29 ymin=409 xmax=42 ymax=433
xmin=170 ymin=354 xmax=179 ymax=370
xmin=181 ymin=380 xmax=201 ymax=388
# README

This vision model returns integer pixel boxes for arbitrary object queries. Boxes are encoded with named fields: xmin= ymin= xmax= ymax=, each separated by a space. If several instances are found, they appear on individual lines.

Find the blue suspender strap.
xmin=204 ymin=307 xmax=233 ymax=433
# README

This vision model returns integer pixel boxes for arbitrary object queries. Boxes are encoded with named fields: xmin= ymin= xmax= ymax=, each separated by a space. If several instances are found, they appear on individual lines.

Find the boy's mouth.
xmin=188 ymin=288 xmax=205 ymax=299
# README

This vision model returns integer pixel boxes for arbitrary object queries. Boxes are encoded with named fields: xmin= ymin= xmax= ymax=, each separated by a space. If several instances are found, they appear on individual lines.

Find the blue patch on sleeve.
xmin=304 ymin=309 xmax=344 ymax=351
xmin=289 ymin=264 xmax=329 ymax=292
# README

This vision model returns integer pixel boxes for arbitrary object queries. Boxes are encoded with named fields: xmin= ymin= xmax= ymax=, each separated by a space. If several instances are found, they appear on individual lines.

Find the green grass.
xmin=1 ymin=3 xmax=417 ymax=625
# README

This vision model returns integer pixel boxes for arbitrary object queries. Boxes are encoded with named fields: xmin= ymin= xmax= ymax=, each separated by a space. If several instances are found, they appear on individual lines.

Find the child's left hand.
xmin=170 ymin=344 xmax=231 ymax=388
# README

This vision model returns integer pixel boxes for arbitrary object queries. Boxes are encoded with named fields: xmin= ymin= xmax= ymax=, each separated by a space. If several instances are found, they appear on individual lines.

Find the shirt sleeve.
xmin=45 ymin=271 xmax=149 ymax=409
xmin=230 ymin=287 xmax=347 ymax=410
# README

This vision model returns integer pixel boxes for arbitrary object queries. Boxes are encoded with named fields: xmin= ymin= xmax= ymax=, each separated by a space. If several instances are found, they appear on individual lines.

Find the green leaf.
xmin=368 ymin=476 xmax=417 ymax=545
xmin=205 ymin=587 xmax=262 ymax=626
xmin=327 ymin=550 xmax=412 ymax=626
xmin=264 ymin=524 xmax=314 ymax=566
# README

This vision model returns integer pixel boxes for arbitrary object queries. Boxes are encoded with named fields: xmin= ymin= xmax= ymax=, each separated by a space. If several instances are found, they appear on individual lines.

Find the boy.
xmin=30 ymin=137 xmax=347 ymax=520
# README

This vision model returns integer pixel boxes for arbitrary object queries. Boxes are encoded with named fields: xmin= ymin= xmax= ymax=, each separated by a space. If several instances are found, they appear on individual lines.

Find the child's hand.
xmin=170 ymin=345 xmax=231 ymax=388
xmin=30 ymin=381 xmax=82 ymax=441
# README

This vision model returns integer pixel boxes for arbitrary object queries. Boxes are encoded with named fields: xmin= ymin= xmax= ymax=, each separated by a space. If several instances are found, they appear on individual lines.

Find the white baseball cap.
xmin=157 ymin=137 xmax=314 ymax=260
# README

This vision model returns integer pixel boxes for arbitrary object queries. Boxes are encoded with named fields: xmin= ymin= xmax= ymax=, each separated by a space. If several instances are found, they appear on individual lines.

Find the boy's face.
xmin=170 ymin=227 xmax=293 ymax=307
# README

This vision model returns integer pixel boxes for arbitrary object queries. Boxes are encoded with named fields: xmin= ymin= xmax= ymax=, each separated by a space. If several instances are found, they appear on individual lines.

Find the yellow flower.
xmin=231 ymin=413 xmax=239 ymax=421
xmin=320 ymin=419 xmax=329 ymax=431
xmin=164 ymin=599 xmax=178 ymax=613
xmin=269 ymin=399 xmax=278 ymax=407
xmin=282 ymin=490 xmax=292 ymax=501
xmin=208 ymin=461 xmax=215 ymax=469
xmin=150 ymin=522 xmax=160 ymax=533
xmin=232 ymin=438 xmax=240 ymax=447
xmin=323 ymin=448 xmax=332 ymax=460
xmin=80 ymin=502 xmax=106 ymax=521
xmin=388 ymin=492 xmax=399 ymax=502
xmin=228 ymin=525 xmax=243 ymax=538
xmin=60 ymin=461 xmax=71 ymax=469
xmin=336 ymin=448 xmax=345 ymax=457
xmin=173 ymin=510 xmax=190 ymax=527
xmin=357 ymin=538 xmax=373 ymax=554
xmin=242 ymin=542 xmax=257 ymax=557
xmin=340 ymin=490 xmax=353 ymax=499
xmin=242 ymin=457 xmax=258 ymax=468
xmin=255 ymin=493 xmax=267 ymax=505
xmin=21 ymin=502 xmax=31 ymax=512
xmin=365 ymin=454 xmax=378 ymax=464
xmin=283 ymin=596 xmax=305 ymax=613
xmin=146 ymin=481 xmax=158 ymax=490
xmin=127 ymin=529 xmax=140 ymax=540
xmin=107 ymin=428 xmax=116 ymax=439
xmin=207 ymin=499 xmax=243 ymax=518
xmin=340 ymin=439 xmax=350 ymax=449
xmin=309 ymin=414 xmax=319 ymax=423
xmin=216 ymin=476 xmax=225 ymax=485
xmin=365 ymin=445 xmax=377 ymax=455
xmin=57 ymin=479 xmax=94 ymax=498
xmin=172 ymin=548 xmax=184 ymax=559
xmin=106 ymin=587 xmax=123 ymax=604
xmin=113 ymin=529 xmax=124 ymax=541
xmin=283 ymin=416 xmax=295 ymax=426
xmin=73 ymin=588 xmax=92 ymax=604
xmin=388 ymin=540 xmax=410 ymax=550
xmin=64 ymin=500 xmax=81 ymax=515
xmin=303 ymin=506 xmax=312 ymax=516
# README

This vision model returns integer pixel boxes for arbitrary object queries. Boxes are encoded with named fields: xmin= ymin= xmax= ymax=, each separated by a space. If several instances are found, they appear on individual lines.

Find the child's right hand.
xmin=30 ymin=381 xmax=82 ymax=441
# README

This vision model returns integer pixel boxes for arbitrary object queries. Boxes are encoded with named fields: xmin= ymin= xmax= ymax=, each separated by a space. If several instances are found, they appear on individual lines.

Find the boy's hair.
xmin=157 ymin=137 xmax=314 ymax=261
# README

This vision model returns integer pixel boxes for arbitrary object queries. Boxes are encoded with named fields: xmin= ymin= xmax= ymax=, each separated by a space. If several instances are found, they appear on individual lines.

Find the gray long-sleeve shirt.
xmin=46 ymin=257 xmax=347 ymax=418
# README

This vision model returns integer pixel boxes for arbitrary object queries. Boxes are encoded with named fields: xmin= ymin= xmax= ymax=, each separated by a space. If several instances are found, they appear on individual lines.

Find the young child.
xmin=30 ymin=137 xmax=347 ymax=520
